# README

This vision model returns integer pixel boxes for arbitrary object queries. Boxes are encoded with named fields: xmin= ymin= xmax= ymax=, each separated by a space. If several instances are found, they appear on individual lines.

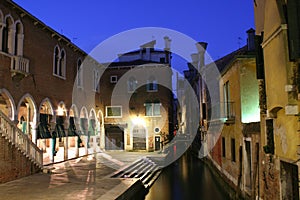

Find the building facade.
xmin=254 ymin=0 xmax=300 ymax=199
xmin=200 ymin=29 xmax=263 ymax=199
xmin=0 ymin=0 xmax=105 ymax=182
xmin=97 ymin=39 xmax=174 ymax=151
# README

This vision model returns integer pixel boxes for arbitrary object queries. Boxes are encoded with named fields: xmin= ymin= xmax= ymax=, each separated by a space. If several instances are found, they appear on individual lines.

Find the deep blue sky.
xmin=13 ymin=0 xmax=255 ymax=70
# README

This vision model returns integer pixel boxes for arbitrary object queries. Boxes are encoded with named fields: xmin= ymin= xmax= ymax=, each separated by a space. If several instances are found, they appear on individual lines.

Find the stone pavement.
xmin=0 ymin=151 xmax=167 ymax=200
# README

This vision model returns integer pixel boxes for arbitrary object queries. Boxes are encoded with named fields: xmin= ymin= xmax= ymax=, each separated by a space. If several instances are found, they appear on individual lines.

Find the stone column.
xmin=64 ymin=136 xmax=68 ymax=160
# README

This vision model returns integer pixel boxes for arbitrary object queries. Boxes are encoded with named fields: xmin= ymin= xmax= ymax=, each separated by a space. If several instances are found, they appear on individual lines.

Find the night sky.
xmin=12 ymin=0 xmax=255 ymax=71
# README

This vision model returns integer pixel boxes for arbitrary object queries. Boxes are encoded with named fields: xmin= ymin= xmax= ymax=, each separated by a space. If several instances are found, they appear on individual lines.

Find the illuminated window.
xmin=145 ymin=103 xmax=161 ymax=116
xmin=106 ymin=106 xmax=122 ymax=118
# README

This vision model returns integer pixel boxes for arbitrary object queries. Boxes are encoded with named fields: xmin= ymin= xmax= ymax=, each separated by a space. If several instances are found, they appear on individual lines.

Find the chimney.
xmin=247 ymin=28 xmax=255 ymax=51
xmin=191 ymin=53 xmax=199 ymax=66
xmin=164 ymin=36 xmax=171 ymax=51
xmin=164 ymin=36 xmax=171 ymax=64
xmin=196 ymin=42 xmax=208 ymax=70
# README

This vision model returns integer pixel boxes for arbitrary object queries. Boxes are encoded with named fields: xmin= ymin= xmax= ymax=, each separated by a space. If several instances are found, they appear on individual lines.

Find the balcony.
xmin=207 ymin=102 xmax=235 ymax=124
xmin=221 ymin=102 xmax=235 ymax=124
xmin=10 ymin=55 xmax=30 ymax=80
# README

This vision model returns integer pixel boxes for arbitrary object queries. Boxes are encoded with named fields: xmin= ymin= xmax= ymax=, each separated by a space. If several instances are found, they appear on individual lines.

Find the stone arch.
xmin=97 ymin=110 xmax=104 ymax=126
xmin=97 ymin=109 xmax=105 ymax=148
xmin=56 ymin=101 xmax=67 ymax=117
xmin=54 ymin=101 xmax=67 ymax=138
xmin=69 ymin=104 xmax=79 ymax=118
xmin=68 ymin=104 xmax=79 ymax=137
xmin=88 ymin=108 xmax=97 ymax=136
xmin=39 ymin=98 xmax=54 ymax=116
xmin=17 ymin=93 xmax=38 ymax=142
xmin=79 ymin=107 xmax=88 ymax=135
xmin=0 ymin=88 xmax=16 ymax=120
xmin=132 ymin=123 xmax=147 ymax=151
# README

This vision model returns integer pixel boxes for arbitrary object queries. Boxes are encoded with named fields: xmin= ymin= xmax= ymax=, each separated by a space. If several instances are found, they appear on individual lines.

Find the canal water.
xmin=144 ymin=150 xmax=231 ymax=200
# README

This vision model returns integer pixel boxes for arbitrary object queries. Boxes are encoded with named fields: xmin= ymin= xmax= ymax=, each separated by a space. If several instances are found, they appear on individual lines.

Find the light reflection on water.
xmin=145 ymin=151 xmax=231 ymax=200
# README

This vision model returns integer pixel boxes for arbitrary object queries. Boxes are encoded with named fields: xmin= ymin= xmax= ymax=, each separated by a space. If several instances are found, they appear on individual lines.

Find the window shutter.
xmin=287 ymin=0 xmax=300 ymax=60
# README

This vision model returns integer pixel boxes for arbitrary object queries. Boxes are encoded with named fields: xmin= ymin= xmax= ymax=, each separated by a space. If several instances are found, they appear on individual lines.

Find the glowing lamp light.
xmin=56 ymin=106 xmax=65 ymax=116
xmin=131 ymin=115 xmax=145 ymax=126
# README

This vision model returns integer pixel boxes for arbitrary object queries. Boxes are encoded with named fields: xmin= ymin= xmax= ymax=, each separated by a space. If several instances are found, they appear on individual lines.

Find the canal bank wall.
xmin=201 ymin=156 xmax=251 ymax=200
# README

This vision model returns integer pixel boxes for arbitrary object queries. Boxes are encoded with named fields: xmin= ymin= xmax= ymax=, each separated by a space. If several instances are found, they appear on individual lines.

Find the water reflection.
xmin=145 ymin=150 xmax=231 ymax=200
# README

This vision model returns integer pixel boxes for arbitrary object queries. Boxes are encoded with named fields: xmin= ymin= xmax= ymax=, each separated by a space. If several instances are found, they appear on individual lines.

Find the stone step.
xmin=111 ymin=156 xmax=162 ymax=190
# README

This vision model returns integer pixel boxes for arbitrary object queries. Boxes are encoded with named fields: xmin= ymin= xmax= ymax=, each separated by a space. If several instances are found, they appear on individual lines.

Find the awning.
xmin=54 ymin=124 xmax=66 ymax=138
xmin=88 ymin=119 xmax=96 ymax=136
xmin=68 ymin=117 xmax=78 ymax=136
xmin=80 ymin=118 xmax=88 ymax=136
xmin=54 ymin=116 xmax=66 ymax=138
xmin=36 ymin=123 xmax=51 ymax=139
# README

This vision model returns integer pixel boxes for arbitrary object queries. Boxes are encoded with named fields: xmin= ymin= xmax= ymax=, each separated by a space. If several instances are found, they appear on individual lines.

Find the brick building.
xmin=97 ymin=39 xmax=174 ymax=151
xmin=0 ymin=0 xmax=105 ymax=183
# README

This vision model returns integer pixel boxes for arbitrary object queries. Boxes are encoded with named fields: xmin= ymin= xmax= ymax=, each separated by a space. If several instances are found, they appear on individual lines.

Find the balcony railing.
xmin=207 ymin=102 xmax=235 ymax=124
xmin=221 ymin=101 xmax=235 ymax=123
xmin=10 ymin=55 xmax=30 ymax=77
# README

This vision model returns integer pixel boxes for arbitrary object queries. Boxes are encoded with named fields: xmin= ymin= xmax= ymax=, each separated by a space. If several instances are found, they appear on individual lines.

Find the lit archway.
xmin=17 ymin=93 xmax=37 ymax=142
xmin=0 ymin=88 xmax=16 ymax=120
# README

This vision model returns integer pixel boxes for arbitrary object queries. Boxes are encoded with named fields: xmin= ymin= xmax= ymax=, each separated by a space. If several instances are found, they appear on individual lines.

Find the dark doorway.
xmin=280 ymin=161 xmax=299 ymax=200
xmin=155 ymin=136 xmax=160 ymax=151
xmin=105 ymin=126 xmax=124 ymax=150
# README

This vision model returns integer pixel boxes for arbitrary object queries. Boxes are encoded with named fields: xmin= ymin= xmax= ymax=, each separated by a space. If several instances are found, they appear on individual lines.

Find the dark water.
xmin=145 ymin=151 xmax=231 ymax=200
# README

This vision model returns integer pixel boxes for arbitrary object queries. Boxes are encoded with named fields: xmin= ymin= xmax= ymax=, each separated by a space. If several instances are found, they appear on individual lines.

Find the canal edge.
xmin=201 ymin=157 xmax=251 ymax=200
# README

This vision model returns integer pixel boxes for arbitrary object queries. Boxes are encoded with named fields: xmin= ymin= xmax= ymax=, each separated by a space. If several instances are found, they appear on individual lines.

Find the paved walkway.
xmin=0 ymin=151 xmax=167 ymax=200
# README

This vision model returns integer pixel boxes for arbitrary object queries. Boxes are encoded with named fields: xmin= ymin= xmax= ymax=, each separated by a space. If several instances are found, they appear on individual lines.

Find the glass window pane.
xmin=153 ymin=103 xmax=160 ymax=115
xmin=145 ymin=104 xmax=152 ymax=116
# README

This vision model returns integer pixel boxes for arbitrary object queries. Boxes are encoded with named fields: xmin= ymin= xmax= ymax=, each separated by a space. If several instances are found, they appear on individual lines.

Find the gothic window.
xmin=14 ymin=21 xmax=24 ymax=56
xmin=59 ymin=49 xmax=66 ymax=77
xmin=93 ymin=69 xmax=99 ymax=92
xmin=77 ymin=58 xmax=82 ymax=87
xmin=53 ymin=46 xmax=66 ymax=79
xmin=2 ymin=16 xmax=13 ymax=53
